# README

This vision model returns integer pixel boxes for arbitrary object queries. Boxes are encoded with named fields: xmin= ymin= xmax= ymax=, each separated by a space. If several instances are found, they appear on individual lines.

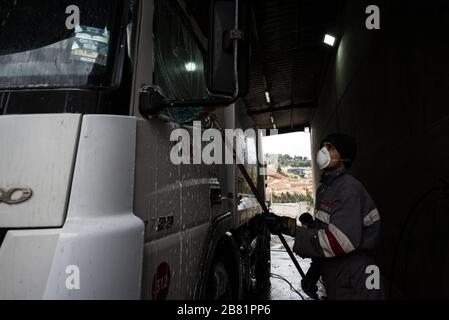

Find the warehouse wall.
xmin=311 ymin=0 xmax=449 ymax=298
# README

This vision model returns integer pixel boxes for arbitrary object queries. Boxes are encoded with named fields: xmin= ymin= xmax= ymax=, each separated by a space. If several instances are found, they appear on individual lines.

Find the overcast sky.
xmin=263 ymin=132 xmax=312 ymax=158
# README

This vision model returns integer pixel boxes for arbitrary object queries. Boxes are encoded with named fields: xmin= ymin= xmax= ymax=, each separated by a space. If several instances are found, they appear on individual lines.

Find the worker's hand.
xmin=264 ymin=212 xmax=297 ymax=237
xmin=301 ymin=277 xmax=319 ymax=300
xmin=299 ymin=212 xmax=316 ymax=229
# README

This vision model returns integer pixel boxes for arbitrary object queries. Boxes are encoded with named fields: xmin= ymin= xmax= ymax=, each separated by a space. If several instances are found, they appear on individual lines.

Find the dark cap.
xmin=320 ymin=133 xmax=357 ymax=169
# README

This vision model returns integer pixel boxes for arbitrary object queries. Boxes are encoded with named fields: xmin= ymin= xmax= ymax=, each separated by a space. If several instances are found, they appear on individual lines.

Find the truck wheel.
xmin=205 ymin=258 xmax=233 ymax=300
xmin=254 ymin=224 xmax=271 ymax=285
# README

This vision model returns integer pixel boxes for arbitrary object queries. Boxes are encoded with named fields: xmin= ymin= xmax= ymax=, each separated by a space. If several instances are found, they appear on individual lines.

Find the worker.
xmin=265 ymin=133 xmax=384 ymax=300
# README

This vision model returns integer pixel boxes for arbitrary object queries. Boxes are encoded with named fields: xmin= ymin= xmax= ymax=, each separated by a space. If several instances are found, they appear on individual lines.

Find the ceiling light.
xmin=323 ymin=34 xmax=336 ymax=47
xmin=265 ymin=91 xmax=271 ymax=104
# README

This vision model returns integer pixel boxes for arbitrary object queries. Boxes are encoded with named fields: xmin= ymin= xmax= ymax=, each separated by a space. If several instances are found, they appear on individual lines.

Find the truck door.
xmin=131 ymin=0 xmax=230 ymax=300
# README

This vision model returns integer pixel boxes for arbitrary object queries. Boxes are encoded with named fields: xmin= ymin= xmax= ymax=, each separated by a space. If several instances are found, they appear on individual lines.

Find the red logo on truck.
xmin=152 ymin=262 xmax=171 ymax=300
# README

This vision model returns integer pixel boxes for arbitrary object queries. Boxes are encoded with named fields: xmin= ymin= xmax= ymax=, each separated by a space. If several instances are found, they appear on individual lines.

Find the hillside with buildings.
xmin=265 ymin=154 xmax=314 ymax=213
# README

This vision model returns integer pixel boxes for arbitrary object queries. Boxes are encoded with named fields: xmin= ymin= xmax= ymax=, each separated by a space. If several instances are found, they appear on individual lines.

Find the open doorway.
xmin=251 ymin=131 xmax=325 ymax=300
xmin=263 ymin=131 xmax=314 ymax=222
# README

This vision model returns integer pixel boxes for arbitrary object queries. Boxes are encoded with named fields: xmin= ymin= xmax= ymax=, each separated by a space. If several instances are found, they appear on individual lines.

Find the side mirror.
xmin=139 ymin=0 xmax=250 ymax=118
xmin=208 ymin=0 xmax=250 ymax=97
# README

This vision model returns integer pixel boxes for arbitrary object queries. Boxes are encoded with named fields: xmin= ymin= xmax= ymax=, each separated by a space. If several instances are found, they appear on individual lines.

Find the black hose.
xmin=212 ymin=117 xmax=308 ymax=281
xmin=270 ymin=273 xmax=305 ymax=300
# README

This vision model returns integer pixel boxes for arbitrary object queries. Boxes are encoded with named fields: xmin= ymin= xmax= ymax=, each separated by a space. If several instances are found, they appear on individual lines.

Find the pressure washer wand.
xmin=211 ymin=118 xmax=306 ymax=279
xmin=236 ymin=163 xmax=306 ymax=279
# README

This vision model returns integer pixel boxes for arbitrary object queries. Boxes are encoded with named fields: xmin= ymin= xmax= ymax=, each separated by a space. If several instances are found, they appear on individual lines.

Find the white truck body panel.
xmin=134 ymin=118 xmax=225 ymax=299
xmin=0 ymin=229 xmax=61 ymax=299
xmin=0 ymin=116 xmax=144 ymax=299
xmin=0 ymin=0 xmax=264 ymax=300
xmin=0 ymin=114 xmax=81 ymax=228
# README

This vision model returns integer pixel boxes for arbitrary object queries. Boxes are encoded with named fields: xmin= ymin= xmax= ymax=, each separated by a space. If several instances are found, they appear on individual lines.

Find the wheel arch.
xmin=194 ymin=213 xmax=242 ymax=300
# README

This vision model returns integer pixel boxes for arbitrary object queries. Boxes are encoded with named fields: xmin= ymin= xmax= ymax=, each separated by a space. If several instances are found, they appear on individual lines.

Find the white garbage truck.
xmin=0 ymin=0 xmax=271 ymax=299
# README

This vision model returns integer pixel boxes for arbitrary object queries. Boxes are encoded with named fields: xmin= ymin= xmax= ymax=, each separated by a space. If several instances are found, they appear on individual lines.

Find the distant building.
xmin=287 ymin=167 xmax=312 ymax=179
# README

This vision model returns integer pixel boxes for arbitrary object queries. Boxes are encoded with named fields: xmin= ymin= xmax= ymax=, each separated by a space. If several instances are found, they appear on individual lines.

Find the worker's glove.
xmin=299 ymin=212 xmax=316 ymax=229
xmin=264 ymin=212 xmax=296 ymax=237
xmin=301 ymin=276 xmax=319 ymax=300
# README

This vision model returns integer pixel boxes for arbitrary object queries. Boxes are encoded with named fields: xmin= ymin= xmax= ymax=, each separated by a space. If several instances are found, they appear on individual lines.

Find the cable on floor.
xmin=270 ymin=272 xmax=305 ymax=300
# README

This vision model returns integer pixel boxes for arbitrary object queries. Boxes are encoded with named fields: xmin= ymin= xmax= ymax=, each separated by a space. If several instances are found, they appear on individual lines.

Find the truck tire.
xmin=254 ymin=224 xmax=271 ymax=284
xmin=205 ymin=257 xmax=233 ymax=300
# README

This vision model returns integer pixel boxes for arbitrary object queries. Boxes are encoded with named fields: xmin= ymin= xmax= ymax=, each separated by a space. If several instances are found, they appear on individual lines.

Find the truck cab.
xmin=0 ymin=0 xmax=269 ymax=299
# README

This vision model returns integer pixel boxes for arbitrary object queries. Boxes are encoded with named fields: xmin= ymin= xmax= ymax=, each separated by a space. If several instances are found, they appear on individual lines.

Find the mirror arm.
xmin=162 ymin=97 xmax=238 ymax=108
xmin=231 ymin=0 xmax=241 ymax=100
xmin=139 ymin=86 xmax=238 ymax=117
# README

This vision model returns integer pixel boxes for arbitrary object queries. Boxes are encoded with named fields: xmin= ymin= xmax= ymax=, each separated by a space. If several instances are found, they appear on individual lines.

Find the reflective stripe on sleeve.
xmin=318 ymin=229 xmax=335 ymax=257
xmin=328 ymin=223 xmax=355 ymax=254
xmin=364 ymin=208 xmax=380 ymax=227
xmin=315 ymin=210 xmax=330 ymax=224
xmin=318 ymin=224 xmax=356 ymax=257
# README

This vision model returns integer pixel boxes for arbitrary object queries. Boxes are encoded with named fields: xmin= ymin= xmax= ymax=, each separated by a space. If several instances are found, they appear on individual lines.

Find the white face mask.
xmin=316 ymin=147 xmax=331 ymax=170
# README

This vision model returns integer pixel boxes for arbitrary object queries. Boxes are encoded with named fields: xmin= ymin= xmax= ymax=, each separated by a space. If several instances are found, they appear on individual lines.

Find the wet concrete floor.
xmin=248 ymin=235 xmax=315 ymax=300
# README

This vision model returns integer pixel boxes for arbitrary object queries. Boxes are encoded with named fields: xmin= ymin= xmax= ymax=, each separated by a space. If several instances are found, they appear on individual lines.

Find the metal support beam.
xmin=248 ymin=101 xmax=317 ymax=115
xmin=277 ymin=125 xmax=310 ymax=134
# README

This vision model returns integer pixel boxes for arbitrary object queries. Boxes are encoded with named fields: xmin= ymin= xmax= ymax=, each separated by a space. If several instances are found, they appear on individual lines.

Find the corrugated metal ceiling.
xmin=187 ymin=0 xmax=343 ymax=131
xmin=246 ymin=0 xmax=342 ymax=131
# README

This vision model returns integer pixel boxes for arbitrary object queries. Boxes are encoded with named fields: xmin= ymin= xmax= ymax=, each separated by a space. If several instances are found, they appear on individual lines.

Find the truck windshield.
xmin=0 ymin=0 xmax=122 ymax=89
